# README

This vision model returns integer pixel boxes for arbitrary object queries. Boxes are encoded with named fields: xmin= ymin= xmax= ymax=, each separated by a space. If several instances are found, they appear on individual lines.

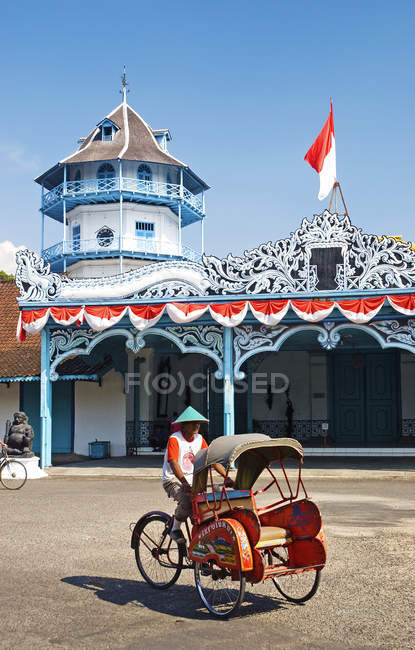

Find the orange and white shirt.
xmin=162 ymin=431 xmax=208 ymax=483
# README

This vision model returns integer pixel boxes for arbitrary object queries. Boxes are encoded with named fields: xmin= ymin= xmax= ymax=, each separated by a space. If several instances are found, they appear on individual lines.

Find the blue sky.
xmin=0 ymin=0 xmax=414 ymax=259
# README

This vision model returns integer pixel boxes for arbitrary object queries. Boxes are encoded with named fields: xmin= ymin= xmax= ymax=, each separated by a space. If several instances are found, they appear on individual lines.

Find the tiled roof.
xmin=0 ymin=281 xmax=40 ymax=378
xmin=0 ymin=282 xmax=113 ymax=380
xmin=60 ymin=102 xmax=185 ymax=167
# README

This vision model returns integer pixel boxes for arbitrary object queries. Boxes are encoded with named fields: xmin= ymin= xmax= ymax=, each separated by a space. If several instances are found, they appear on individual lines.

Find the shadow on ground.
xmin=61 ymin=575 xmax=290 ymax=619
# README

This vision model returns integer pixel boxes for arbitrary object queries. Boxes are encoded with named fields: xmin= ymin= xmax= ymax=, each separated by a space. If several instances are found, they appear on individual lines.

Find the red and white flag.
xmin=305 ymin=101 xmax=336 ymax=200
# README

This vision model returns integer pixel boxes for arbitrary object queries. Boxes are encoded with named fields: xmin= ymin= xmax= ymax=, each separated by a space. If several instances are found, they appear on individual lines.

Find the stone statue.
xmin=4 ymin=412 xmax=35 ymax=457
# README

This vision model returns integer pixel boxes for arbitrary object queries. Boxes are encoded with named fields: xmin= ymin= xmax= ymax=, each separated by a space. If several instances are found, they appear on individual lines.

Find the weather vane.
xmin=120 ymin=65 xmax=130 ymax=96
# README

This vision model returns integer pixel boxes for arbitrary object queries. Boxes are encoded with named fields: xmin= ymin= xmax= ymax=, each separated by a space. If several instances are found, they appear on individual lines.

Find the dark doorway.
xmin=331 ymin=351 xmax=400 ymax=445
xmin=309 ymin=246 xmax=343 ymax=290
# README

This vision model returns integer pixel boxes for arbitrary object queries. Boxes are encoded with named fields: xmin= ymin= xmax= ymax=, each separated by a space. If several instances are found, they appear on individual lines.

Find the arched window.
xmin=97 ymin=163 xmax=115 ymax=179
xmin=137 ymin=164 xmax=152 ymax=183
xmin=166 ymin=172 xmax=172 ymax=195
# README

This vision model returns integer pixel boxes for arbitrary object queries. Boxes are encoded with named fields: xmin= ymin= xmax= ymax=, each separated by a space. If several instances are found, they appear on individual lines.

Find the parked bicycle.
xmin=0 ymin=441 xmax=27 ymax=490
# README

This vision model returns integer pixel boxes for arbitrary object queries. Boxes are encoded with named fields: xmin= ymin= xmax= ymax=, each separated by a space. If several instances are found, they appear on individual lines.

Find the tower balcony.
xmin=42 ymin=177 xmax=205 ymax=226
xmin=42 ymin=236 xmax=202 ymax=272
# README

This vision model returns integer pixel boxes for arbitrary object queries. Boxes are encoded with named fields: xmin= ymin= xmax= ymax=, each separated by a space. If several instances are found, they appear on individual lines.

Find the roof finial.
xmin=120 ymin=65 xmax=129 ymax=103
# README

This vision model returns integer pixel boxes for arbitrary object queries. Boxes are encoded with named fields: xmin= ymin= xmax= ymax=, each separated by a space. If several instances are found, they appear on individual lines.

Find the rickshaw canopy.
xmin=192 ymin=434 xmax=304 ymax=492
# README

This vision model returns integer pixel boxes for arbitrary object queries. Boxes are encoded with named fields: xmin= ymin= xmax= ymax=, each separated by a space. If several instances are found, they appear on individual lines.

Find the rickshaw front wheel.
xmin=273 ymin=568 xmax=321 ymax=603
xmin=194 ymin=561 xmax=246 ymax=617
xmin=134 ymin=514 xmax=184 ymax=590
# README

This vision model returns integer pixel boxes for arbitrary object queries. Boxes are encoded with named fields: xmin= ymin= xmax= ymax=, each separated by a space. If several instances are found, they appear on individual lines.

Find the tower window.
xmin=136 ymin=221 xmax=155 ymax=239
xmin=97 ymin=163 xmax=115 ymax=179
xmin=72 ymin=224 xmax=81 ymax=252
xmin=137 ymin=164 xmax=152 ymax=183
xmin=102 ymin=126 xmax=113 ymax=141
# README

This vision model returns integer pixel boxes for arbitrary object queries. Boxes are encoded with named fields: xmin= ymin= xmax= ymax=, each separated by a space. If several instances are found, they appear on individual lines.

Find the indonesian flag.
xmin=305 ymin=101 xmax=336 ymax=200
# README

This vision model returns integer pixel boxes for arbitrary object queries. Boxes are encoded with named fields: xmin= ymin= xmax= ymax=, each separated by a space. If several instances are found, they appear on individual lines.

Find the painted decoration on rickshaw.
xmin=289 ymin=537 xmax=326 ymax=570
xmin=259 ymin=499 xmax=322 ymax=539
xmin=189 ymin=518 xmax=253 ymax=571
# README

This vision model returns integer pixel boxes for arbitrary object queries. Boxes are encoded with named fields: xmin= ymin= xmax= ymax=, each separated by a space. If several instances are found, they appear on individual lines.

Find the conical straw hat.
xmin=173 ymin=406 xmax=209 ymax=424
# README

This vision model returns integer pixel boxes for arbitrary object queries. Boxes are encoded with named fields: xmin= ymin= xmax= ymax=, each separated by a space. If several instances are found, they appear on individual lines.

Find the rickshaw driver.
xmin=162 ymin=407 xmax=233 ymax=542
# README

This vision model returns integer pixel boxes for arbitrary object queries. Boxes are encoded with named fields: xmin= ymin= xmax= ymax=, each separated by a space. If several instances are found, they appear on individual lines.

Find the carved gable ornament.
xmin=203 ymin=211 xmax=415 ymax=294
xmin=16 ymin=211 xmax=415 ymax=303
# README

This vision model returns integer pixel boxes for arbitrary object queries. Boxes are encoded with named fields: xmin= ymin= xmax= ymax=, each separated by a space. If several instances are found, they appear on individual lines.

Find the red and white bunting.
xmin=17 ymin=308 xmax=50 ymax=341
xmin=83 ymin=305 xmax=128 ymax=331
xmin=166 ymin=302 xmax=209 ymax=324
xmin=336 ymin=297 xmax=385 ymax=324
xmin=209 ymin=301 xmax=248 ymax=327
xmin=249 ymin=300 xmax=289 ymax=326
xmin=128 ymin=304 xmax=165 ymax=330
xmin=17 ymin=294 xmax=415 ymax=340
xmin=291 ymin=299 xmax=335 ymax=322
xmin=387 ymin=294 xmax=415 ymax=316
xmin=50 ymin=307 xmax=84 ymax=326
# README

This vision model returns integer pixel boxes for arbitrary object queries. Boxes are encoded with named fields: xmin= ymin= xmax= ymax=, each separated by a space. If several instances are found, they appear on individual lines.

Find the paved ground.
xmin=1 ymin=477 xmax=414 ymax=649
xmin=47 ymin=455 xmax=415 ymax=480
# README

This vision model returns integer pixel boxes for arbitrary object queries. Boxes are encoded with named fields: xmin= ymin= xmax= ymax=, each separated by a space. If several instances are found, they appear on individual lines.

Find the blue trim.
xmin=0 ymin=375 xmax=99 ymax=382
xmin=40 ymin=175 xmax=204 ymax=226
xmin=0 ymin=376 xmax=40 ymax=382
xmin=205 ymin=490 xmax=250 ymax=502
xmin=19 ymin=380 xmax=24 ymax=410
xmin=70 ymin=380 xmax=75 ymax=452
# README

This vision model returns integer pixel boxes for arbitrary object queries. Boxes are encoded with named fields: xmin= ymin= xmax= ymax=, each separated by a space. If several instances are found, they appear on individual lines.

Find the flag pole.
xmin=329 ymin=181 xmax=349 ymax=217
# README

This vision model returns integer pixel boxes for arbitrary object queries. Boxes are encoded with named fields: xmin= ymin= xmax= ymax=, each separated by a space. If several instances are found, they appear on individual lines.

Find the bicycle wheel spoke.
xmin=0 ymin=460 xmax=27 ymax=490
xmin=134 ymin=515 xmax=183 ymax=589
xmin=194 ymin=562 xmax=245 ymax=617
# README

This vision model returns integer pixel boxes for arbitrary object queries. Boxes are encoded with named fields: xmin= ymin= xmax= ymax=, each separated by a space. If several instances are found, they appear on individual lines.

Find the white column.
xmin=119 ymin=159 xmax=123 ymax=274
xmin=63 ymin=165 xmax=67 ymax=272
xmin=178 ymin=202 xmax=182 ymax=255
xmin=41 ymin=187 xmax=45 ymax=255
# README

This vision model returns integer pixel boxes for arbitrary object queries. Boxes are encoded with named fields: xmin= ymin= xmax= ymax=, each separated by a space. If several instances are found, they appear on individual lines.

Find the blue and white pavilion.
xmin=14 ymin=85 xmax=415 ymax=467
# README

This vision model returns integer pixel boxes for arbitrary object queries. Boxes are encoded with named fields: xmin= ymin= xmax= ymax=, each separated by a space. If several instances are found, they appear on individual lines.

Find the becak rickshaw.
xmin=131 ymin=434 xmax=326 ymax=617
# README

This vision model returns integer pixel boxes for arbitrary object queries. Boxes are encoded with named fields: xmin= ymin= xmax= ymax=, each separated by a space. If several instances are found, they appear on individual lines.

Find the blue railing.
xmin=42 ymin=237 xmax=202 ymax=265
xmin=43 ymin=177 xmax=204 ymax=216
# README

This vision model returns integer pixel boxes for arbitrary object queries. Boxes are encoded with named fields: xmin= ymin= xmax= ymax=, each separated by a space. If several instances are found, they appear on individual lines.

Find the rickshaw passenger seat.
xmin=197 ymin=490 xmax=255 ymax=521
xmin=256 ymin=526 xmax=292 ymax=548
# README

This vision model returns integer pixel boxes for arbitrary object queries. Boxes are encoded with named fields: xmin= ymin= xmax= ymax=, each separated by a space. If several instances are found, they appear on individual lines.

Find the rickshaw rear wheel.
xmin=273 ymin=568 xmax=321 ymax=603
xmin=194 ymin=561 xmax=246 ymax=617
xmin=134 ymin=514 xmax=184 ymax=590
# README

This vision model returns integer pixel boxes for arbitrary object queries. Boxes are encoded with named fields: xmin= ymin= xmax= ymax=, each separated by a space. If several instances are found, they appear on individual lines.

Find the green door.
xmin=332 ymin=352 xmax=399 ymax=445
xmin=366 ymin=353 xmax=399 ymax=444
xmin=333 ymin=354 xmax=365 ymax=445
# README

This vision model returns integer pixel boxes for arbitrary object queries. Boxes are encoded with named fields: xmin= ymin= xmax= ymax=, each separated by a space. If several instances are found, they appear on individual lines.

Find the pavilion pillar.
xmin=246 ymin=358 xmax=253 ymax=432
xmin=223 ymin=327 xmax=235 ymax=436
xmin=40 ymin=328 xmax=52 ymax=468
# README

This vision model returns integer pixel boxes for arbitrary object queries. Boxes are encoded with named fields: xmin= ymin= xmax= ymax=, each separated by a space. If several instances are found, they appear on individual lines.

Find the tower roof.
xmin=60 ymin=101 xmax=186 ymax=167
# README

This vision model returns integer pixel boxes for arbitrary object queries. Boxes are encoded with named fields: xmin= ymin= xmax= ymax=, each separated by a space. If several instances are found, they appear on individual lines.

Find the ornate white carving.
xmin=49 ymin=328 xmax=99 ymax=362
xmin=371 ymin=319 xmax=415 ymax=347
xmin=203 ymin=211 xmax=415 ymax=293
xmin=15 ymin=249 xmax=65 ymax=301
xmin=165 ymin=325 xmax=223 ymax=357
xmin=137 ymin=281 xmax=202 ymax=299
xmin=49 ymin=325 xmax=225 ymax=380
xmin=16 ymin=212 xmax=415 ymax=303
xmin=233 ymin=325 xmax=287 ymax=379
